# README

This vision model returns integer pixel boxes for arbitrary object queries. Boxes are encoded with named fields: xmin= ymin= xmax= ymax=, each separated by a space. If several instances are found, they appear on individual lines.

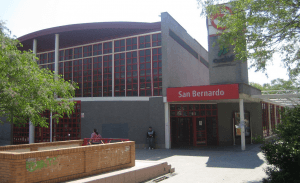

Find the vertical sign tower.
xmin=207 ymin=4 xmax=249 ymax=85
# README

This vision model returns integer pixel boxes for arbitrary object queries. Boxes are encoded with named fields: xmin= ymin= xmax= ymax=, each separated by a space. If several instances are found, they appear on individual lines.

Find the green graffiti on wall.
xmin=26 ymin=156 xmax=59 ymax=172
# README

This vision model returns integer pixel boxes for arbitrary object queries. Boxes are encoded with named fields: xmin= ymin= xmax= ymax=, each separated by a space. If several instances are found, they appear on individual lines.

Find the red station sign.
xmin=167 ymin=84 xmax=239 ymax=102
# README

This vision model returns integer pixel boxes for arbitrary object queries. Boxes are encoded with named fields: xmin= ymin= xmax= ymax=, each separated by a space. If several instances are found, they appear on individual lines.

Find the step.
xmin=63 ymin=160 xmax=174 ymax=183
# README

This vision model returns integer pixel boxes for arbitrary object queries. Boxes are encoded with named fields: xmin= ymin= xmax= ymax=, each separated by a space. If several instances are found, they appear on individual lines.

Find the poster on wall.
xmin=234 ymin=112 xmax=250 ymax=137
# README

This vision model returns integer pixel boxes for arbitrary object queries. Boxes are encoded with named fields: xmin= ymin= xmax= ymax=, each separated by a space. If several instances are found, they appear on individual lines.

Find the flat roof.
xmin=18 ymin=22 xmax=161 ymax=53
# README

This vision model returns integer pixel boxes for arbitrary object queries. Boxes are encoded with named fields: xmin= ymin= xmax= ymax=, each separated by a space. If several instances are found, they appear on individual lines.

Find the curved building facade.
xmin=8 ymin=12 xmax=209 ymax=149
xmin=19 ymin=22 xmax=164 ymax=97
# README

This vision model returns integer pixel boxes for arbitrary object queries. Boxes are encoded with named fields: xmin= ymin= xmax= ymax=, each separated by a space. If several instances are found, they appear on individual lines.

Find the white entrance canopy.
xmin=252 ymin=90 xmax=300 ymax=108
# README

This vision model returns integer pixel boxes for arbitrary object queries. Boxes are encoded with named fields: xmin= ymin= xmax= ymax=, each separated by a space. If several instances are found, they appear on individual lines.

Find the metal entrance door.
xmin=170 ymin=104 xmax=219 ymax=148
xmin=193 ymin=117 xmax=207 ymax=146
xmin=206 ymin=116 xmax=218 ymax=146
xmin=171 ymin=117 xmax=193 ymax=147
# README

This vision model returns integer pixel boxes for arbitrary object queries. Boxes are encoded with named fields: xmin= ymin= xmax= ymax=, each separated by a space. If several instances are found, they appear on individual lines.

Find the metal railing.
xmin=261 ymin=90 xmax=300 ymax=95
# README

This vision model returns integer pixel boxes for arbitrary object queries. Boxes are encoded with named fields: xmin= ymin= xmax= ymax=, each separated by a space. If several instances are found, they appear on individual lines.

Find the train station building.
xmin=0 ymin=11 xmax=286 ymax=149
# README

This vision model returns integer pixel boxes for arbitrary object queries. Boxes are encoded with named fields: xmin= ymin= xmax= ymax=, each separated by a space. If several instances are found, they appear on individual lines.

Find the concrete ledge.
xmin=38 ymin=144 xmax=80 ymax=151
xmin=0 ymin=140 xmax=84 ymax=152
xmin=64 ymin=160 xmax=174 ymax=183
xmin=264 ymin=134 xmax=279 ymax=143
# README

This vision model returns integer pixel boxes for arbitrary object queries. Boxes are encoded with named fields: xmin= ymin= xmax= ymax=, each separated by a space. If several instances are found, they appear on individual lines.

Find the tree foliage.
xmin=250 ymin=78 xmax=300 ymax=91
xmin=198 ymin=0 xmax=300 ymax=79
xmin=249 ymin=82 xmax=265 ymax=91
xmin=260 ymin=107 xmax=300 ymax=182
xmin=0 ymin=21 xmax=78 ymax=127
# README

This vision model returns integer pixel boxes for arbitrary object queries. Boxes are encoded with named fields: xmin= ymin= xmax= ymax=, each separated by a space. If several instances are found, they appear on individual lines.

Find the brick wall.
xmin=0 ymin=141 xmax=135 ymax=183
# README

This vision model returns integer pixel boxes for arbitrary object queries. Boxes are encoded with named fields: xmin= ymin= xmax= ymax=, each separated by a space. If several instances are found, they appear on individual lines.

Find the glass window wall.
xmin=103 ymin=55 xmax=112 ymax=96
xmin=36 ymin=32 xmax=163 ymax=97
xmin=93 ymin=56 xmax=102 ymax=97
xmin=126 ymin=51 xmax=138 ymax=96
xmin=114 ymin=53 xmax=126 ymax=96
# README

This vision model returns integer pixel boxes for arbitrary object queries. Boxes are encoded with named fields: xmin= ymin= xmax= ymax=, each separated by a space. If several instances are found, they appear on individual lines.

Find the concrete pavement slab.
xmin=137 ymin=144 xmax=269 ymax=183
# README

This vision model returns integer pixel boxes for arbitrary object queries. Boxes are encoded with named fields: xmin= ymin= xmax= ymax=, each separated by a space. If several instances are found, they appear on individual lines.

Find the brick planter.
xmin=0 ymin=140 xmax=135 ymax=183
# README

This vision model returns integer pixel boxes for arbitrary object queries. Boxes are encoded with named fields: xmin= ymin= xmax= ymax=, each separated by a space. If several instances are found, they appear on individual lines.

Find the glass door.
xmin=171 ymin=117 xmax=193 ymax=148
xmin=193 ymin=117 xmax=207 ymax=146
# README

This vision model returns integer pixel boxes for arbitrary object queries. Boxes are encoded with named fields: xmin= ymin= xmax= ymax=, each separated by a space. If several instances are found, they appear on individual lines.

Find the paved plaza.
xmin=136 ymin=144 xmax=269 ymax=183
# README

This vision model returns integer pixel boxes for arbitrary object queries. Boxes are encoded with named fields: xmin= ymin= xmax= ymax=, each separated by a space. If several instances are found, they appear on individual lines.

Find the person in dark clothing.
xmin=146 ymin=126 xmax=155 ymax=149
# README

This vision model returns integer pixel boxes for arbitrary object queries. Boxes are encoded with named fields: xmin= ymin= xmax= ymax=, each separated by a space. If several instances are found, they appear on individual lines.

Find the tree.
xmin=249 ymin=82 xmax=265 ymax=91
xmin=197 ymin=0 xmax=300 ymax=79
xmin=260 ymin=107 xmax=300 ymax=182
xmin=0 ymin=21 xmax=78 ymax=127
xmin=250 ymin=78 xmax=300 ymax=91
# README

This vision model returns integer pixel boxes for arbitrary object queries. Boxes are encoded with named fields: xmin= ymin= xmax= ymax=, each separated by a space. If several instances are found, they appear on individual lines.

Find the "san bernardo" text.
xmin=178 ymin=89 xmax=225 ymax=98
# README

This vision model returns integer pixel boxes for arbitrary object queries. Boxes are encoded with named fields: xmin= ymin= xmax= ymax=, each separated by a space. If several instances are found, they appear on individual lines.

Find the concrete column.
xmin=274 ymin=105 xmax=277 ymax=128
xmin=279 ymin=107 xmax=282 ymax=123
xmin=33 ymin=39 xmax=37 ymax=55
xmin=29 ymin=39 xmax=37 ymax=144
xmin=268 ymin=103 xmax=272 ymax=135
xmin=250 ymin=116 xmax=253 ymax=144
xmin=10 ymin=119 xmax=13 ymax=145
xmin=233 ymin=118 xmax=235 ymax=145
xmin=29 ymin=119 xmax=35 ymax=143
xmin=50 ymin=112 xmax=52 ymax=142
xmin=239 ymin=99 xmax=245 ymax=150
xmin=164 ymin=102 xmax=171 ymax=149
xmin=112 ymin=41 xmax=114 ymax=97
xmin=52 ymin=34 xmax=59 ymax=142
xmin=55 ymin=34 xmax=59 ymax=77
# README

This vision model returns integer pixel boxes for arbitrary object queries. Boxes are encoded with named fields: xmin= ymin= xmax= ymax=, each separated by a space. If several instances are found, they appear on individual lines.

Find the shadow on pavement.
xmin=135 ymin=144 xmax=265 ymax=169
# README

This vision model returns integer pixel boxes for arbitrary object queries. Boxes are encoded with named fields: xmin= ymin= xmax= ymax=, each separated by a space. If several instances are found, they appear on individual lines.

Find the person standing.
xmin=89 ymin=129 xmax=103 ymax=145
xmin=146 ymin=126 xmax=155 ymax=149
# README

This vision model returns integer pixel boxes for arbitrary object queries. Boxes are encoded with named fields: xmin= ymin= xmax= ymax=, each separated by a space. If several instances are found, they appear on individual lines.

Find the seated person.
xmin=89 ymin=129 xmax=103 ymax=145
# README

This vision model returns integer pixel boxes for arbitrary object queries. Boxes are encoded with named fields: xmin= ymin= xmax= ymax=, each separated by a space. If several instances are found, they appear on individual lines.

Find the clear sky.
xmin=0 ymin=0 xmax=289 ymax=85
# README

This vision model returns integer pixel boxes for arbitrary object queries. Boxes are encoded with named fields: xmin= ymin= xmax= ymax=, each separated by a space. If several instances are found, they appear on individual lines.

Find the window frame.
xmin=114 ymin=39 xmax=125 ymax=53
xmin=139 ymin=35 xmax=151 ymax=49
xmin=83 ymin=45 xmax=92 ymax=57
xmin=93 ymin=56 xmax=103 ymax=97
xmin=126 ymin=37 xmax=138 ymax=51
xmin=126 ymin=51 xmax=138 ymax=96
xmin=103 ymin=55 xmax=112 ymax=96
xmin=103 ymin=42 xmax=112 ymax=54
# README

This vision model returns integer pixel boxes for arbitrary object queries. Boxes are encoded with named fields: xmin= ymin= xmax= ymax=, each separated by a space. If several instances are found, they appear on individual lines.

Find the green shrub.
xmin=252 ymin=135 xmax=265 ymax=144
xmin=261 ymin=107 xmax=300 ymax=182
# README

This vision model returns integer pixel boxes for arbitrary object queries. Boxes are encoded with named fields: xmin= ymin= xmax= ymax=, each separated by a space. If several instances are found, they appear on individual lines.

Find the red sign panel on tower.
xmin=167 ymin=84 xmax=239 ymax=102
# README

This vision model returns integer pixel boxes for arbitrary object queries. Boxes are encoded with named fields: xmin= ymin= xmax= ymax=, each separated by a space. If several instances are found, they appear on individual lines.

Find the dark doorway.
xmin=170 ymin=104 xmax=219 ymax=148
xmin=171 ymin=117 xmax=193 ymax=148
xmin=193 ymin=117 xmax=207 ymax=146
xmin=206 ymin=116 xmax=218 ymax=146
